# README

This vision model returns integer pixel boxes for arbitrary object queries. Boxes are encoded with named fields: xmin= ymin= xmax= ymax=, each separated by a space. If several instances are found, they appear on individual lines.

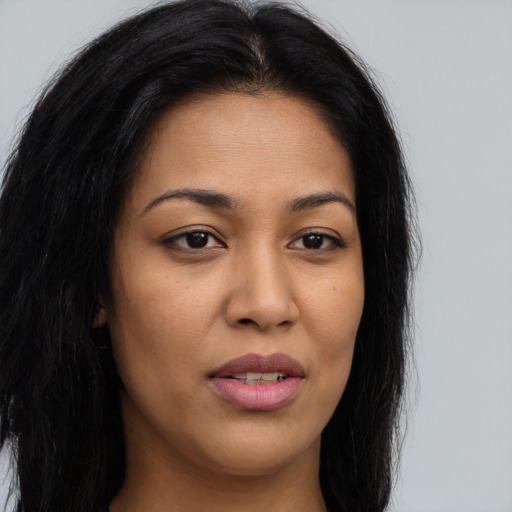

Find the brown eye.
xmin=289 ymin=232 xmax=345 ymax=252
xmin=302 ymin=234 xmax=324 ymax=249
xmin=185 ymin=232 xmax=210 ymax=248
xmin=164 ymin=230 xmax=225 ymax=251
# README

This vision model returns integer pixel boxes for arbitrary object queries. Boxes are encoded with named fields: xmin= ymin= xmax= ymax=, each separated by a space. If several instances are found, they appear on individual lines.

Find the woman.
xmin=0 ymin=1 xmax=416 ymax=511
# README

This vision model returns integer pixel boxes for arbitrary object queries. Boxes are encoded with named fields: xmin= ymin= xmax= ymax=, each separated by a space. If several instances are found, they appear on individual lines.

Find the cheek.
xmin=305 ymin=265 xmax=364 ymax=348
xmin=107 ymin=270 xmax=215 ymax=429
xmin=109 ymin=260 xmax=223 ymax=356
xmin=300 ymin=264 xmax=364 ymax=406
xmin=107 ymin=260 xmax=233 ymax=427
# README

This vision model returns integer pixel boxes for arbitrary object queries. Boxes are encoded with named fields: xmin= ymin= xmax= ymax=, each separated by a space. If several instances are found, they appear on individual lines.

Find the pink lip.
xmin=209 ymin=353 xmax=305 ymax=411
xmin=211 ymin=353 xmax=305 ymax=378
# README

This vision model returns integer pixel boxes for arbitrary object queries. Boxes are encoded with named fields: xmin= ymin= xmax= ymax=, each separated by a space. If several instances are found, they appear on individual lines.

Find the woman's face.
xmin=107 ymin=92 xmax=364 ymax=478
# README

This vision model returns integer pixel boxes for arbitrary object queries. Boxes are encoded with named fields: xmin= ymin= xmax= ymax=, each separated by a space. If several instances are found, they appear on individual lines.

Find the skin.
xmin=106 ymin=92 xmax=364 ymax=512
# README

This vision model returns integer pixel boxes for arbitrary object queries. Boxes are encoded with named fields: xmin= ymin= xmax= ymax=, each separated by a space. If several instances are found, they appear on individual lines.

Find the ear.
xmin=92 ymin=306 xmax=108 ymax=328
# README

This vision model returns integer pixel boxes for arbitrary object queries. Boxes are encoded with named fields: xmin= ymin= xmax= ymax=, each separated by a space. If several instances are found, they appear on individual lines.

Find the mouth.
xmin=209 ymin=353 xmax=305 ymax=411
xmin=224 ymin=371 xmax=288 ymax=385
xmin=210 ymin=352 xmax=305 ymax=379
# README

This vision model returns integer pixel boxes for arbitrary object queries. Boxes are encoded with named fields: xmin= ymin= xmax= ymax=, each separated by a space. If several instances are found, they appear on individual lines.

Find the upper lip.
xmin=210 ymin=353 xmax=306 ymax=378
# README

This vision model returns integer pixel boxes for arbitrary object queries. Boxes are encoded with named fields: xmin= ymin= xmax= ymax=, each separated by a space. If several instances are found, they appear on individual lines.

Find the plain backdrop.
xmin=1 ymin=1 xmax=511 ymax=511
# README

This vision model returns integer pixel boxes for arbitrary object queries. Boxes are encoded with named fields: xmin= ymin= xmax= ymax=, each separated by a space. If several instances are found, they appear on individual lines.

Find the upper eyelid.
xmin=161 ymin=230 xmax=225 ymax=251
xmin=289 ymin=233 xmax=344 ymax=247
xmin=289 ymin=228 xmax=343 ymax=242
xmin=164 ymin=226 xmax=222 ymax=240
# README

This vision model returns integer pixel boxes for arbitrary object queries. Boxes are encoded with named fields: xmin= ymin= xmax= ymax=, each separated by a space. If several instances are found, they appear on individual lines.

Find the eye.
xmin=164 ymin=230 xmax=225 ymax=251
xmin=289 ymin=232 xmax=345 ymax=251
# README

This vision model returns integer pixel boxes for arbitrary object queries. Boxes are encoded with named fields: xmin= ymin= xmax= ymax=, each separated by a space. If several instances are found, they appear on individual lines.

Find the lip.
xmin=210 ymin=353 xmax=305 ymax=378
xmin=209 ymin=353 xmax=305 ymax=411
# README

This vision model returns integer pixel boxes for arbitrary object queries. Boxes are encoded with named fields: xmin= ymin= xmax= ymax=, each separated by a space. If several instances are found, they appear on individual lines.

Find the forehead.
xmin=128 ymin=92 xmax=354 ymax=211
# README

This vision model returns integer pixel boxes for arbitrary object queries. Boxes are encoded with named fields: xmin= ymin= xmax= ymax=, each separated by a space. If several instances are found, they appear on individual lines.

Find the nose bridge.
xmin=226 ymin=242 xmax=298 ymax=330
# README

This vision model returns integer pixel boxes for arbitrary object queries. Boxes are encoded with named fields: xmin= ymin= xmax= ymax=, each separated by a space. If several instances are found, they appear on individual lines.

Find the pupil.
xmin=186 ymin=232 xmax=208 ymax=248
xmin=303 ymin=234 xmax=323 ymax=249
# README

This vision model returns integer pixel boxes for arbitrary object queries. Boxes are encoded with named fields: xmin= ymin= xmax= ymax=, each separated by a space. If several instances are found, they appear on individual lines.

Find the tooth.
xmin=260 ymin=372 xmax=279 ymax=381
xmin=228 ymin=371 xmax=288 ymax=385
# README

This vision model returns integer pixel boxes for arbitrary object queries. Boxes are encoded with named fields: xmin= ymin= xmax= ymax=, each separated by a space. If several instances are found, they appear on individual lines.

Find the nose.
xmin=224 ymin=250 xmax=299 ymax=332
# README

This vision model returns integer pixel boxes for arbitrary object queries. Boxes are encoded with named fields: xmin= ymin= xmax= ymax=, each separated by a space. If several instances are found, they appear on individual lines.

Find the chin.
xmin=198 ymin=428 xmax=321 ymax=478
xmin=213 ymin=452 xmax=302 ymax=478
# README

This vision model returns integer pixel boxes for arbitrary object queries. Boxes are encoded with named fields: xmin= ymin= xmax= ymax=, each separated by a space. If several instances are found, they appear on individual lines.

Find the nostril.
xmin=239 ymin=318 xmax=252 ymax=325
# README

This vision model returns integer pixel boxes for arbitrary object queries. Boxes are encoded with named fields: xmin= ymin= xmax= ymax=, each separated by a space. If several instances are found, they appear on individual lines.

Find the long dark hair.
xmin=0 ymin=1 xmax=416 ymax=511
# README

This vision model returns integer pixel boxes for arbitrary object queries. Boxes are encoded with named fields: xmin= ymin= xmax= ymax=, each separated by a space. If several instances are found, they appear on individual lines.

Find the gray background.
xmin=1 ymin=1 xmax=511 ymax=511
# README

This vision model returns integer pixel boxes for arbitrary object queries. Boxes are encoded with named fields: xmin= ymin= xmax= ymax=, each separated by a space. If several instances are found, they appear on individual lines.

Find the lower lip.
xmin=209 ymin=378 xmax=303 ymax=411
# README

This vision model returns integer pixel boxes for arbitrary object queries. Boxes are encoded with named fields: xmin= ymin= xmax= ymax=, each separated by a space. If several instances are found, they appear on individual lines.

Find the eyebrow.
xmin=289 ymin=192 xmax=355 ymax=214
xmin=141 ymin=188 xmax=355 ymax=216
xmin=142 ymin=188 xmax=236 ymax=215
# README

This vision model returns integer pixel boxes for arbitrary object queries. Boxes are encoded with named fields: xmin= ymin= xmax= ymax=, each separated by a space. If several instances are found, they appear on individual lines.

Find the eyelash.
xmin=289 ymin=232 xmax=346 ymax=251
xmin=163 ymin=229 xmax=346 ymax=253
xmin=163 ymin=229 xmax=226 ymax=252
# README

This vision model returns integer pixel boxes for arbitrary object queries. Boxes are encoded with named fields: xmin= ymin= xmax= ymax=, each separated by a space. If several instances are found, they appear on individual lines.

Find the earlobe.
xmin=92 ymin=307 xmax=108 ymax=328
